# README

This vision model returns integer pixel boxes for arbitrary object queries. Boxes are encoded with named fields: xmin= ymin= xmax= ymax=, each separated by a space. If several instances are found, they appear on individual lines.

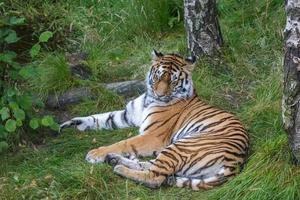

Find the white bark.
xmin=184 ymin=0 xmax=222 ymax=57
xmin=283 ymin=0 xmax=300 ymax=161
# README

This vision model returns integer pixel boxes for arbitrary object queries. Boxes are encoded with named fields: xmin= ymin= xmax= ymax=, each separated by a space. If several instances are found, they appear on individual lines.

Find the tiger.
xmin=59 ymin=50 xmax=249 ymax=190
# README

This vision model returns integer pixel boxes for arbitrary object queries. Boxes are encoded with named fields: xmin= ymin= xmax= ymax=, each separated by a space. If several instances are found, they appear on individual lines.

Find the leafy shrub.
xmin=0 ymin=15 xmax=59 ymax=153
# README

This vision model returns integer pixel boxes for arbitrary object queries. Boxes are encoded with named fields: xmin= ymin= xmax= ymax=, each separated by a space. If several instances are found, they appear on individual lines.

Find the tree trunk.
xmin=282 ymin=0 xmax=300 ymax=162
xmin=184 ymin=0 xmax=223 ymax=58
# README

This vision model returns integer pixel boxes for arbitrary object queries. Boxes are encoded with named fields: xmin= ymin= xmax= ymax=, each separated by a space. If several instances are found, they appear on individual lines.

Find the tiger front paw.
xmin=59 ymin=116 xmax=95 ymax=132
xmin=113 ymin=164 xmax=128 ymax=176
xmin=105 ymin=153 xmax=123 ymax=167
xmin=85 ymin=147 xmax=108 ymax=164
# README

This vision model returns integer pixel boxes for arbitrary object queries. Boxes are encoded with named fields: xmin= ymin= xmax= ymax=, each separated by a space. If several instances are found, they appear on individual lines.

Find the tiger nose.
xmin=155 ymin=81 xmax=169 ymax=97
xmin=156 ymin=91 xmax=166 ymax=97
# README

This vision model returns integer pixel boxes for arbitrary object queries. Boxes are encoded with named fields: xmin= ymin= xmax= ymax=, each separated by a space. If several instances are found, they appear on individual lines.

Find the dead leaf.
xmin=89 ymin=166 xmax=94 ymax=175
xmin=29 ymin=179 xmax=37 ymax=187
xmin=44 ymin=174 xmax=53 ymax=181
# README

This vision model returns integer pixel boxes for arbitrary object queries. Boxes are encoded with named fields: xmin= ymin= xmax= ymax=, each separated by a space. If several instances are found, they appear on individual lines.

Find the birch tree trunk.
xmin=184 ymin=0 xmax=223 ymax=58
xmin=282 ymin=0 xmax=300 ymax=162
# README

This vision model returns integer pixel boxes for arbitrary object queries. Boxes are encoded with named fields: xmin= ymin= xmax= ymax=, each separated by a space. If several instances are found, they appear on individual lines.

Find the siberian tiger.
xmin=60 ymin=50 xmax=249 ymax=190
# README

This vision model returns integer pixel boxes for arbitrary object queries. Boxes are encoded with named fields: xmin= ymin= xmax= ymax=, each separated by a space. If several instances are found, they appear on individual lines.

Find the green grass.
xmin=1 ymin=0 xmax=300 ymax=199
xmin=29 ymin=54 xmax=77 ymax=99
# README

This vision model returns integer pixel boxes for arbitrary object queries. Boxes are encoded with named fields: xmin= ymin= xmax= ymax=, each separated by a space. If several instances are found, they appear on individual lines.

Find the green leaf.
xmin=19 ymin=66 xmax=37 ymax=79
xmin=0 ymin=28 xmax=10 ymax=38
xmin=0 ymin=107 xmax=10 ymax=121
xmin=4 ymin=30 xmax=19 ymax=44
xmin=30 ymin=44 xmax=41 ymax=57
xmin=50 ymin=123 xmax=59 ymax=131
xmin=11 ymin=61 xmax=21 ymax=69
xmin=0 ymin=125 xmax=5 ymax=133
xmin=16 ymin=94 xmax=32 ymax=110
xmin=5 ymin=119 xmax=17 ymax=132
xmin=29 ymin=118 xmax=39 ymax=130
xmin=34 ymin=99 xmax=44 ymax=108
xmin=9 ymin=102 xmax=19 ymax=110
xmin=7 ymin=88 xmax=16 ymax=97
xmin=0 ymin=51 xmax=17 ymax=63
xmin=8 ymin=69 xmax=20 ymax=81
xmin=13 ymin=108 xmax=25 ymax=121
xmin=0 ymin=141 xmax=9 ymax=153
xmin=16 ymin=119 xmax=23 ymax=127
xmin=9 ymin=17 xmax=25 ymax=25
xmin=0 ymin=125 xmax=8 ymax=139
xmin=41 ymin=116 xmax=55 ymax=127
xmin=39 ymin=31 xmax=53 ymax=42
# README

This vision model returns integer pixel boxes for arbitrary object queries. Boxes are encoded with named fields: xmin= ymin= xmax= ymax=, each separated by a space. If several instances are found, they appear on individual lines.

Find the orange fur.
xmin=64 ymin=52 xmax=249 ymax=190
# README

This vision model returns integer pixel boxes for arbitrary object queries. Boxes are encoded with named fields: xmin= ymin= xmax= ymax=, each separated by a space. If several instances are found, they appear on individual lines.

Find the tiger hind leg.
xmin=113 ymin=164 xmax=167 ymax=188
xmin=105 ymin=153 xmax=152 ymax=170
xmin=111 ymin=143 xmax=185 ymax=188
xmin=167 ymin=167 xmax=235 ymax=190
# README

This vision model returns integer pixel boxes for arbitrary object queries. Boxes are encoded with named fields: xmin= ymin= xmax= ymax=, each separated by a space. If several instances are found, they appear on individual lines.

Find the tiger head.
xmin=146 ymin=50 xmax=196 ymax=102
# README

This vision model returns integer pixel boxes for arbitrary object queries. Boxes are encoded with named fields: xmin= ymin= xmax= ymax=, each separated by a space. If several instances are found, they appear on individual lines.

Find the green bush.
xmin=0 ymin=14 xmax=59 ymax=153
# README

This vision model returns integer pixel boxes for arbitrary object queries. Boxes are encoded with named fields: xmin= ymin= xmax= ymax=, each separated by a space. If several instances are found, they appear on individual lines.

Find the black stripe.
xmin=110 ymin=113 xmax=117 ymax=129
xmin=179 ymin=105 xmax=216 ymax=127
xmin=188 ymin=110 xmax=228 ymax=130
xmin=149 ymin=169 xmax=169 ymax=177
xmin=91 ymin=116 xmax=96 ymax=123
xmin=188 ymin=156 xmax=224 ymax=175
xmin=142 ymin=110 xmax=168 ymax=124
xmin=173 ymin=100 xmax=208 ymax=130
xmin=186 ymin=148 xmax=246 ymax=173
xmin=151 ymin=160 xmax=170 ymax=172
xmin=156 ymin=113 xmax=179 ymax=129
xmin=143 ymin=120 xmax=160 ymax=132
xmin=105 ymin=113 xmax=112 ymax=128
xmin=143 ymin=93 xmax=147 ymax=108
xmin=124 ymin=107 xmax=134 ymax=126
xmin=160 ymin=150 xmax=180 ymax=164
xmin=210 ymin=126 xmax=246 ymax=135
xmin=122 ymin=110 xmax=129 ymax=125
xmin=130 ymin=145 xmax=138 ymax=156
xmin=105 ymin=113 xmax=116 ymax=129
xmin=199 ymin=116 xmax=234 ymax=132
xmin=175 ymin=109 xmax=225 ymax=138
xmin=155 ymin=158 xmax=173 ymax=170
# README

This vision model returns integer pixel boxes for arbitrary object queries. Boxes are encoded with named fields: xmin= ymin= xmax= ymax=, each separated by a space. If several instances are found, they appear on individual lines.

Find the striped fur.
xmin=60 ymin=50 xmax=249 ymax=190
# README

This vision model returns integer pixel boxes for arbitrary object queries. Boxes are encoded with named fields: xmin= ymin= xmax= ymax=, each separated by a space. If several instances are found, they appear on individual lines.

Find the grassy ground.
xmin=1 ymin=0 xmax=300 ymax=199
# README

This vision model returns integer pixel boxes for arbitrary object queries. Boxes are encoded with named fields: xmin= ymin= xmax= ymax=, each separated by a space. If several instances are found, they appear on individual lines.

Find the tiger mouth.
xmin=149 ymin=91 xmax=172 ymax=102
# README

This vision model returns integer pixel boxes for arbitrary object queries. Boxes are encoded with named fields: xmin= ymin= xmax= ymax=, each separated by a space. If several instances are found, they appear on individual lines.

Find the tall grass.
xmin=210 ymin=134 xmax=300 ymax=200
xmin=29 ymin=54 xmax=77 ymax=99
xmin=205 ymin=1 xmax=300 ymax=199
xmin=68 ymin=0 xmax=183 ymax=44
xmin=1 ymin=0 xmax=299 ymax=200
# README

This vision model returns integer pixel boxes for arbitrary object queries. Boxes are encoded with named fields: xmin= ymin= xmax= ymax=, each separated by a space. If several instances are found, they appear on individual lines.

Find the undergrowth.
xmin=1 ymin=0 xmax=299 ymax=200
xmin=30 ymin=54 xmax=77 ymax=99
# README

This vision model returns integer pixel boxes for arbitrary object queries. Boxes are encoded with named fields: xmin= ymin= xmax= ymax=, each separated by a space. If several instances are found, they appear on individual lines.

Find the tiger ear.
xmin=185 ymin=56 xmax=196 ymax=71
xmin=152 ymin=49 xmax=163 ymax=60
